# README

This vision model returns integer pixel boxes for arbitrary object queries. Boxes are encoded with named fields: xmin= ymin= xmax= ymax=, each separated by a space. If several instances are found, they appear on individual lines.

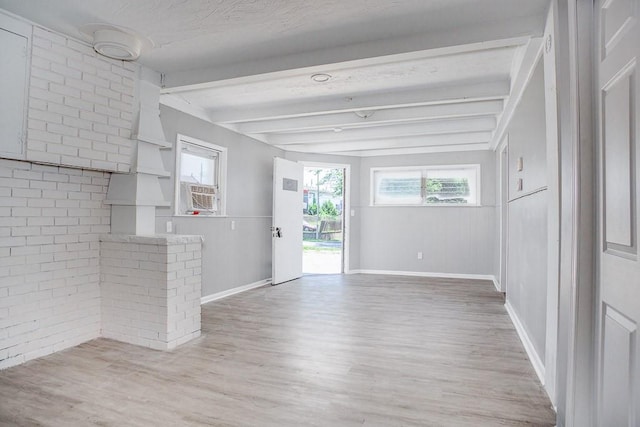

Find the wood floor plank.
xmin=0 ymin=274 xmax=555 ymax=426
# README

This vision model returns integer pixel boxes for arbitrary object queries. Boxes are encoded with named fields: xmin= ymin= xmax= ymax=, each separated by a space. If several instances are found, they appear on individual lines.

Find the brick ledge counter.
xmin=99 ymin=234 xmax=203 ymax=350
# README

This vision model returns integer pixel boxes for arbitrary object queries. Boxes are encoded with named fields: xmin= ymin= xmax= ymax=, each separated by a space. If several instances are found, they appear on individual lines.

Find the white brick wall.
xmin=26 ymin=27 xmax=136 ymax=173
xmin=100 ymin=235 xmax=202 ymax=351
xmin=0 ymin=158 xmax=110 ymax=370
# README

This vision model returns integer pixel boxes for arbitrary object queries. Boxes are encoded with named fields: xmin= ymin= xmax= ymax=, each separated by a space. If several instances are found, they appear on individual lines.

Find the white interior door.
xmin=272 ymin=157 xmax=303 ymax=285
xmin=597 ymin=0 xmax=640 ymax=424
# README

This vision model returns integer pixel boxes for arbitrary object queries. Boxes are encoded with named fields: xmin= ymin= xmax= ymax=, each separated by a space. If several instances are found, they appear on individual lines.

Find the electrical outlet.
xmin=231 ymin=220 xmax=235 ymax=230
xmin=417 ymin=251 xmax=423 ymax=260
xmin=166 ymin=221 xmax=172 ymax=233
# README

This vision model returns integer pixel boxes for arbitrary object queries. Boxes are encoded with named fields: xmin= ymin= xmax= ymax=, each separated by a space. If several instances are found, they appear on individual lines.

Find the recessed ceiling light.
xmin=81 ymin=24 xmax=153 ymax=61
xmin=311 ymin=73 xmax=332 ymax=83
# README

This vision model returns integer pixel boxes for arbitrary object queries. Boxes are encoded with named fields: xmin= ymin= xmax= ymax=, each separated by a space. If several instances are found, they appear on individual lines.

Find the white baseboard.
xmin=504 ymin=300 xmax=546 ymax=386
xmin=201 ymin=278 xmax=272 ymax=305
xmin=349 ymin=269 xmax=497 ymax=284
xmin=492 ymin=277 xmax=502 ymax=293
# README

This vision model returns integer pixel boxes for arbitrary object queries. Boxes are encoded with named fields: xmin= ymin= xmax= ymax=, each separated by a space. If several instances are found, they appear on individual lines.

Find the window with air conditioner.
xmin=175 ymin=135 xmax=227 ymax=216
xmin=371 ymin=164 xmax=481 ymax=206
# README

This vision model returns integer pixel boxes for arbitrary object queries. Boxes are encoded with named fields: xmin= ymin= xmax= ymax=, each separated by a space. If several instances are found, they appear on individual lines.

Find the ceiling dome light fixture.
xmin=81 ymin=24 xmax=153 ymax=61
xmin=311 ymin=73 xmax=332 ymax=83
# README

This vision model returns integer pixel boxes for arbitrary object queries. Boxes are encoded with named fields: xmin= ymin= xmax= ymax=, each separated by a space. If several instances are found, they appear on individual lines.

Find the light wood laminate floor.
xmin=0 ymin=274 xmax=555 ymax=426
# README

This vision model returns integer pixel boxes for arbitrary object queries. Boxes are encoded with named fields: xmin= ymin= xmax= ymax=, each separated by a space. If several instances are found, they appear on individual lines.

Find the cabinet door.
xmin=0 ymin=17 xmax=30 ymax=159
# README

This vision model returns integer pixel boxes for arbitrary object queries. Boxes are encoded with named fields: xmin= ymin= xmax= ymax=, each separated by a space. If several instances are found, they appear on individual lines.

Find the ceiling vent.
xmin=81 ymin=24 xmax=153 ymax=61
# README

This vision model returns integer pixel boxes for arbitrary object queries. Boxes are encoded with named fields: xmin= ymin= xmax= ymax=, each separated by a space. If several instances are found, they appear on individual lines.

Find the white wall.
xmin=156 ymin=106 xmax=284 ymax=298
xmin=357 ymin=150 xmax=496 ymax=277
xmin=25 ymin=26 xmax=136 ymax=172
xmin=503 ymin=60 xmax=548 ymax=362
xmin=0 ymin=160 xmax=110 ymax=369
xmin=0 ymin=13 xmax=138 ymax=370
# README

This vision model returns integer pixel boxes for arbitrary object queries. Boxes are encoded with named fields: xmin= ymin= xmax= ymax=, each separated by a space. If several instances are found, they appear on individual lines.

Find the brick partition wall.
xmin=27 ymin=26 xmax=136 ymax=172
xmin=0 ymin=159 xmax=110 ymax=369
xmin=100 ymin=235 xmax=203 ymax=350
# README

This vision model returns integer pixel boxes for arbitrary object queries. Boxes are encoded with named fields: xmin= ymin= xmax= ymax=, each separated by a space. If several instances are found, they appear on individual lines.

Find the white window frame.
xmin=370 ymin=164 xmax=481 ymax=207
xmin=174 ymin=134 xmax=227 ymax=216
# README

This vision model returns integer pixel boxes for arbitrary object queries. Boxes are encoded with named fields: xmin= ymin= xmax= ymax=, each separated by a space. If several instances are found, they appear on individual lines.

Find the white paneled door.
xmin=597 ymin=0 xmax=640 ymax=424
xmin=272 ymin=157 xmax=304 ymax=285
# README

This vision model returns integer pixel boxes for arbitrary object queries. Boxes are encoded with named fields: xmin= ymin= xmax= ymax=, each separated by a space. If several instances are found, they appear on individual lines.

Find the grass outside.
xmin=303 ymin=239 xmax=342 ymax=252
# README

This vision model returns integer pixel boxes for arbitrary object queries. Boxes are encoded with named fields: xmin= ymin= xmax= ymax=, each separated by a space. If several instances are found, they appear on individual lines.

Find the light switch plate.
xmin=517 ymin=157 xmax=523 ymax=172
xmin=517 ymin=178 xmax=523 ymax=191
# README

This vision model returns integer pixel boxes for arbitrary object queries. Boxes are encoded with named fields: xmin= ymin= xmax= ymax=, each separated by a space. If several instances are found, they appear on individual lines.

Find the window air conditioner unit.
xmin=186 ymin=184 xmax=217 ymax=213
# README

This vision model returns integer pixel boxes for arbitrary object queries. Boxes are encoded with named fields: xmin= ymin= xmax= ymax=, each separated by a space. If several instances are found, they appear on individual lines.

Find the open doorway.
xmin=302 ymin=166 xmax=345 ymax=274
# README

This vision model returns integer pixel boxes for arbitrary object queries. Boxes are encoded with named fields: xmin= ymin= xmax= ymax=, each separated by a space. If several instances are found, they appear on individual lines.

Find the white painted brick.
xmin=91 ymin=160 xmax=116 ymax=171
xmin=29 ymin=109 xmax=62 ymax=124
xmin=68 ymin=191 xmax=91 ymax=201
xmin=51 ymin=43 xmax=83 ymax=62
xmin=82 ymin=73 xmax=109 ymax=88
xmin=0 ymin=217 xmax=26 ymax=227
xmin=79 ymin=110 xmax=108 ymax=124
xmin=32 ymin=46 xmax=66 ymax=65
xmin=30 ymin=67 xmax=64 ymax=84
xmin=66 ymin=38 xmax=91 ymax=53
xmin=27 ymin=151 xmax=61 ymax=164
xmin=28 ymin=118 xmax=48 ymax=132
xmin=28 ymin=129 xmax=63 ymax=144
xmin=32 ymin=35 xmax=52 ymax=49
xmin=67 ymin=58 xmax=97 ymax=75
xmin=50 ymin=82 xmax=81 ymax=99
xmin=61 ymin=156 xmax=91 ymax=168
xmin=29 ymin=77 xmax=50 ymax=91
xmin=33 ymin=27 xmax=66 ymax=45
xmin=57 ymin=183 xmax=81 ymax=192
xmin=64 ymin=96 xmax=94 ymax=112
xmin=95 ymin=86 xmax=121 ymax=100
xmin=30 ymin=56 xmax=50 ymax=72
xmin=13 ymin=188 xmax=42 ymax=198
xmin=92 ymin=123 xmax=119 ymax=136
xmin=28 ymin=199 xmax=55 ymax=208
xmin=0 ymin=197 xmax=27 ymax=208
xmin=113 ymin=64 xmax=136 ymax=77
xmin=30 ymin=87 xmax=64 ymax=104
xmin=83 ymin=55 xmax=113 ymax=72
xmin=30 ymin=180 xmax=57 ymax=190
xmin=28 ymin=217 xmax=54 ymax=226
xmin=54 ymin=234 xmax=79 ymax=244
xmin=109 ymin=99 xmax=133 ymax=114
xmin=97 ymin=68 xmax=122 ymax=83
xmin=79 ymin=130 xmax=108 ymax=143
xmin=47 ymin=102 xmax=80 ymax=118
xmin=51 ymin=62 xmax=82 ymax=79
xmin=94 ymin=104 xmax=120 ymax=118
xmin=79 ymin=149 xmax=106 ymax=161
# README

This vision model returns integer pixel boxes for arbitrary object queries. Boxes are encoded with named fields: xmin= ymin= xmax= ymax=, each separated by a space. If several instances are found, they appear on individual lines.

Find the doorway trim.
xmin=498 ymin=138 xmax=509 ymax=294
xmin=301 ymin=161 xmax=351 ymax=274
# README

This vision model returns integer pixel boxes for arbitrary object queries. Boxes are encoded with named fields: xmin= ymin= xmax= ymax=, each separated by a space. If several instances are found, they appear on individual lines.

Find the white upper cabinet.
xmin=0 ymin=13 xmax=30 ymax=160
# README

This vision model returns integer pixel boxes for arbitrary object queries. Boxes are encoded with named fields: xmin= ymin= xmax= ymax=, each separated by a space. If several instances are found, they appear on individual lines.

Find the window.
xmin=175 ymin=135 xmax=227 ymax=216
xmin=371 ymin=165 xmax=480 ymax=206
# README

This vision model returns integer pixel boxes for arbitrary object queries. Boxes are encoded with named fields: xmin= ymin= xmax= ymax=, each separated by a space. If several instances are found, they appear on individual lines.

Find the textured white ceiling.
xmin=174 ymin=46 xmax=518 ymax=110
xmin=0 ymin=0 xmax=550 ymax=156
xmin=0 ymin=0 xmax=548 ymax=73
